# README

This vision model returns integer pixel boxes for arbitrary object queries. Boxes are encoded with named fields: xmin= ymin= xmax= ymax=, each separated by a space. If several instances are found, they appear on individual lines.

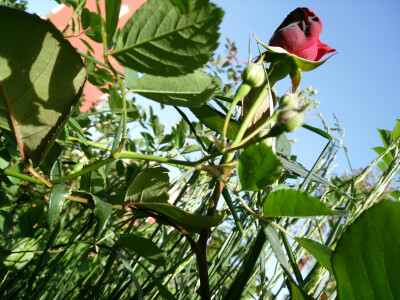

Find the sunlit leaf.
xmin=263 ymin=190 xmax=338 ymax=218
xmin=131 ymin=71 xmax=222 ymax=108
xmin=295 ymin=237 xmax=333 ymax=274
xmin=111 ymin=0 xmax=223 ymax=76
xmin=332 ymin=200 xmax=400 ymax=300
xmin=238 ymin=142 xmax=282 ymax=191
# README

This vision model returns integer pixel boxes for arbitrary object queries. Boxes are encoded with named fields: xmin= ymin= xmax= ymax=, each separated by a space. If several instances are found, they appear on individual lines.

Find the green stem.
xmin=77 ymin=51 xmax=125 ymax=77
xmin=2 ymin=169 xmax=45 ymax=185
xmin=280 ymin=231 xmax=303 ymax=284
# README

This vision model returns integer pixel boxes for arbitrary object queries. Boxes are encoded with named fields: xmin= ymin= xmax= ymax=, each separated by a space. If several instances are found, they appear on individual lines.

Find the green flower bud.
xmin=241 ymin=63 xmax=266 ymax=87
xmin=277 ymin=106 xmax=306 ymax=132
xmin=279 ymin=93 xmax=298 ymax=107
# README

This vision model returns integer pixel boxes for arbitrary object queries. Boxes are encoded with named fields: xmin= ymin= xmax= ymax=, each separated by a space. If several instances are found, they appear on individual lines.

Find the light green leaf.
xmin=238 ymin=143 xmax=282 ymax=191
xmin=263 ymin=190 xmax=338 ymax=218
xmin=295 ymin=237 xmax=333 ymax=274
xmin=68 ymin=118 xmax=88 ymax=146
xmin=48 ymin=184 xmax=71 ymax=230
xmin=131 ymin=71 xmax=222 ymax=108
xmin=119 ymin=233 xmax=166 ymax=266
xmin=111 ymin=0 xmax=223 ymax=76
xmin=190 ymin=104 xmax=240 ymax=140
xmin=133 ymin=203 xmax=229 ymax=233
xmin=393 ymin=119 xmax=400 ymax=140
xmin=126 ymin=167 xmax=170 ymax=203
xmin=390 ymin=190 xmax=400 ymax=200
xmin=105 ymin=0 xmax=121 ymax=45
xmin=0 ymin=7 xmax=86 ymax=166
xmin=93 ymin=196 xmax=112 ymax=240
xmin=332 ymin=200 xmax=400 ymax=300
xmin=287 ymin=280 xmax=315 ymax=300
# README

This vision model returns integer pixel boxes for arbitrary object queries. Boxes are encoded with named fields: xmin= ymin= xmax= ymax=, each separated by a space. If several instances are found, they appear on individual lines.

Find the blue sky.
xmin=28 ymin=0 xmax=400 ymax=174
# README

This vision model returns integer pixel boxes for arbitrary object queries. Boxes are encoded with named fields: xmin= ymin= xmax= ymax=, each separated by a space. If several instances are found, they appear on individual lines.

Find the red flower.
xmin=269 ymin=7 xmax=335 ymax=61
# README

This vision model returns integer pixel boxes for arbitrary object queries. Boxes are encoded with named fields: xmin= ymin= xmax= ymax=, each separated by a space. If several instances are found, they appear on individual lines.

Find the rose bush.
xmin=269 ymin=7 xmax=335 ymax=61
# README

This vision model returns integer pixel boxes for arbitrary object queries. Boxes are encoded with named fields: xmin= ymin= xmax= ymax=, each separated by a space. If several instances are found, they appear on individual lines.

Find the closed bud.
xmin=241 ymin=63 xmax=266 ymax=87
xmin=277 ymin=106 xmax=306 ymax=132
xmin=279 ymin=93 xmax=298 ymax=107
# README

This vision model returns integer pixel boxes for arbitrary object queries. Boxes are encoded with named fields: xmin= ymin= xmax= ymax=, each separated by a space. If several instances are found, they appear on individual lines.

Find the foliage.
xmin=0 ymin=1 xmax=399 ymax=299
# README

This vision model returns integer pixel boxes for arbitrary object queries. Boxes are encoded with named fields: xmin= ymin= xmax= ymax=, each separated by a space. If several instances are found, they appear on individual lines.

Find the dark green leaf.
xmin=0 ymin=7 xmax=86 ymax=166
xmin=332 ymin=200 xmax=400 ymax=300
xmin=18 ymin=204 xmax=44 ymax=237
xmin=287 ymin=280 xmax=315 ymax=300
xmin=263 ymin=190 xmax=338 ymax=218
xmin=190 ymin=104 xmax=240 ymax=140
xmin=93 ymin=196 xmax=112 ymax=240
xmin=119 ymin=233 xmax=166 ymax=266
xmin=48 ymin=184 xmax=71 ymax=230
xmin=131 ymin=71 xmax=222 ymax=108
xmin=105 ymin=0 xmax=121 ymax=45
xmin=134 ymin=203 xmax=229 ymax=233
xmin=295 ymin=238 xmax=333 ymax=274
xmin=68 ymin=118 xmax=88 ymax=146
xmin=40 ymin=142 xmax=63 ymax=180
xmin=111 ymin=0 xmax=224 ymax=76
xmin=81 ymin=7 xmax=91 ymax=30
xmin=126 ymin=167 xmax=169 ymax=203
xmin=84 ymin=12 xmax=103 ymax=43
xmin=238 ymin=142 xmax=282 ymax=191
xmin=0 ymin=210 xmax=13 ymax=236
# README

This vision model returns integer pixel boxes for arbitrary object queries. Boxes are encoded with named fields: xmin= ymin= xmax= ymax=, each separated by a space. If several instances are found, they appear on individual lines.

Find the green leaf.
xmin=238 ymin=143 xmax=283 ymax=191
xmin=170 ymin=0 xmax=191 ymax=13
xmin=111 ymin=0 xmax=224 ymax=76
xmin=393 ymin=119 xmax=400 ymax=140
xmin=390 ymin=190 xmax=400 ymax=200
xmin=68 ymin=118 xmax=88 ymax=146
xmin=0 ymin=210 xmax=13 ymax=237
xmin=18 ymin=203 xmax=44 ymax=237
xmin=124 ymin=67 xmax=139 ymax=89
xmin=133 ymin=203 xmax=229 ymax=233
xmin=40 ymin=141 xmax=63 ymax=180
xmin=119 ymin=233 xmax=166 ymax=266
xmin=81 ymin=7 xmax=91 ymax=30
xmin=262 ymin=224 xmax=293 ymax=280
xmin=93 ymin=196 xmax=112 ymax=240
xmin=105 ymin=0 xmax=121 ymax=45
xmin=0 ymin=237 xmax=38 ymax=270
xmin=287 ymin=280 xmax=315 ymax=300
xmin=131 ymin=71 xmax=222 ymax=108
xmin=0 ymin=7 xmax=86 ymax=166
xmin=190 ymin=104 xmax=240 ymax=140
xmin=263 ymin=190 xmax=338 ymax=218
xmin=48 ymin=184 xmax=71 ymax=230
xmin=276 ymin=133 xmax=291 ymax=157
xmin=378 ymin=128 xmax=392 ymax=148
xmin=332 ymin=200 xmax=400 ymax=300
xmin=126 ymin=167 xmax=170 ymax=203
xmin=295 ymin=238 xmax=333 ymax=274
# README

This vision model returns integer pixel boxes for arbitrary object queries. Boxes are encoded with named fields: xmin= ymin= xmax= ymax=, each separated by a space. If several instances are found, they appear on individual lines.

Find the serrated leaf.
xmin=263 ymin=190 xmax=338 ymax=218
xmin=48 ymin=184 xmax=71 ymax=230
xmin=126 ymin=167 xmax=170 ymax=203
xmin=119 ymin=233 xmax=166 ymax=266
xmin=332 ymin=200 xmax=400 ymax=300
xmin=295 ymin=237 xmax=333 ymax=274
xmin=131 ymin=71 xmax=222 ymax=108
xmin=0 ymin=7 xmax=86 ymax=166
xmin=111 ymin=0 xmax=224 ymax=76
xmin=105 ymin=0 xmax=121 ymax=45
xmin=190 ymin=104 xmax=239 ymax=140
xmin=93 ymin=196 xmax=112 ymax=240
xmin=238 ymin=143 xmax=282 ymax=191
xmin=132 ymin=203 xmax=228 ymax=233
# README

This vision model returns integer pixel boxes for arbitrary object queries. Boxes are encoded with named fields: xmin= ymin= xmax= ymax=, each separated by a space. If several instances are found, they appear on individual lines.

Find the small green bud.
xmin=277 ymin=106 xmax=306 ymax=132
xmin=279 ymin=93 xmax=298 ymax=107
xmin=241 ymin=63 xmax=266 ymax=87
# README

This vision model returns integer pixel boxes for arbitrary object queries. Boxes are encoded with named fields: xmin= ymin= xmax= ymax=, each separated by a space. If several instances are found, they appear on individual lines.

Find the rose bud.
xmin=277 ymin=105 xmax=307 ymax=132
xmin=269 ymin=7 xmax=336 ymax=61
xmin=241 ymin=63 xmax=266 ymax=88
xmin=279 ymin=93 xmax=299 ymax=107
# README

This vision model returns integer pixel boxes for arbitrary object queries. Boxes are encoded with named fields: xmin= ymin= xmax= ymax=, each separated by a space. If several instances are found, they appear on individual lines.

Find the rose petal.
xmin=315 ymin=42 xmax=336 ymax=61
